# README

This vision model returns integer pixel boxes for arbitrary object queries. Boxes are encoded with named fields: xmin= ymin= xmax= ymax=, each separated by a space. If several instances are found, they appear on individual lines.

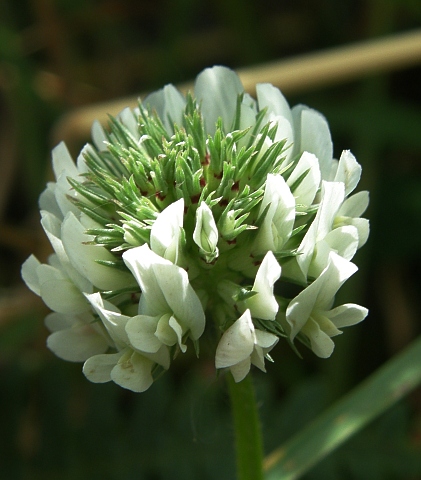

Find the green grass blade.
xmin=264 ymin=335 xmax=421 ymax=480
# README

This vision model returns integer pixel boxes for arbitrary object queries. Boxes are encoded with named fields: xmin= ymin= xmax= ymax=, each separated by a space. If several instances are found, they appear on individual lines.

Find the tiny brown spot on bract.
xmin=155 ymin=191 xmax=166 ymax=201
xmin=131 ymin=293 xmax=140 ymax=303
xmin=231 ymin=181 xmax=239 ymax=191
xmin=191 ymin=193 xmax=200 ymax=204
xmin=200 ymin=177 xmax=206 ymax=187
xmin=202 ymin=153 xmax=210 ymax=166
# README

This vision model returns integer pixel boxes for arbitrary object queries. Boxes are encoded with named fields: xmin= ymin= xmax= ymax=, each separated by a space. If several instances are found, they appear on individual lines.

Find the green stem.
xmin=227 ymin=373 xmax=264 ymax=480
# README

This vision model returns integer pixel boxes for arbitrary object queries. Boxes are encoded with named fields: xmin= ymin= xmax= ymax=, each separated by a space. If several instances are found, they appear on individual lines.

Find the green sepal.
xmin=274 ymin=249 xmax=299 ymax=260
xmin=245 ymin=107 xmax=267 ymax=149
xmin=253 ymin=318 xmax=286 ymax=338
xmin=234 ymin=287 xmax=258 ymax=302
xmin=101 ymin=286 xmax=141 ymax=300
xmin=67 ymin=196 xmax=111 ymax=226
xmin=95 ymin=259 xmax=128 ymax=271
xmin=67 ymin=177 xmax=114 ymax=210
xmin=288 ymin=168 xmax=311 ymax=194
xmin=192 ymin=338 xmax=200 ymax=358
xmin=231 ymin=93 xmax=245 ymax=131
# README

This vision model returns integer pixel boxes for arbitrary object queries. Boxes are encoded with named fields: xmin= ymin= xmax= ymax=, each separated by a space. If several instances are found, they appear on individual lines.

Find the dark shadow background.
xmin=1 ymin=1 xmax=421 ymax=479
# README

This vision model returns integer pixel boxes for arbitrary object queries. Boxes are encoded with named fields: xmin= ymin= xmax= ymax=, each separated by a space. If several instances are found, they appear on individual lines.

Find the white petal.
xmin=47 ymin=325 xmax=109 ymax=362
xmin=325 ymin=226 xmax=359 ymax=260
xmin=83 ymin=351 xmax=124 ymax=383
xmin=40 ymin=211 xmax=92 ymax=292
xmin=125 ymin=314 xmax=162 ymax=353
xmin=308 ymin=226 xmax=359 ymax=279
xmin=111 ymin=350 xmax=154 ymax=392
xmin=312 ymin=312 xmax=342 ymax=337
xmin=50 ymin=144 xmax=85 ymax=218
xmin=301 ymin=318 xmax=335 ymax=358
xmin=324 ymin=158 xmax=340 ymax=182
xmin=40 ymin=208 xmax=62 ymax=238
xmin=44 ymin=312 xmax=75 ymax=332
xmin=314 ymin=182 xmax=345 ymax=241
xmin=287 ymin=252 xmax=357 ymax=338
xmin=153 ymin=261 xmax=206 ymax=340
xmin=256 ymin=83 xmax=293 ymax=125
xmin=287 ymin=151 xmax=321 ymax=206
xmin=85 ymin=292 xmax=129 ymax=347
xmin=254 ymin=174 xmax=295 ymax=254
xmin=338 ymin=191 xmax=369 ymax=218
xmin=230 ymin=358 xmax=252 ymax=383
xmin=150 ymin=198 xmax=184 ymax=263
xmin=334 ymin=150 xmax=362 ymax=195
xmin=215 ymin=310 xmax=255 ymax=368
xmin=76 ymin=145 xmax=91 ymax=174
xmin=237 ymin=94 xmax=258 ymax=145
xmin=142 ymin=344 xmax=171 ymax=370
xmin=52 ymin=142 xmax=78 ymax=180
xmin=168 ymin=315 xmax=186 ymax=353
xmin=123 ymin=244 xmax=170 ymax=315
xmin=160 ymin=85 xmax=187 ymax=131
xmin=55 ymin=172 xmax=82 ymax=217
xmin=39 ymin=183 xmax=62 ymax=219
xmin=118 ymin=107 xmax=139 ymax=139
xmin=37 ymin=264 xmax=89 ymax=314
xmin=194 ymin=66 xmax=244 ymax=135
xmin=326 ymin=303 xmax=368 ymax=328
xmin=21 ymin=255 xmax=41 ymax=295
xmin=256 ymin=84 xmax=294 ymax=157
xmin=245 ymin=251 xmax=281 ymax=320
xmin=251 ymin=330 xmax=279 ymax=371
xmin=270 ymin=116 xmax=294 ymax=160
xmin=255 ymin=328 xmax=279 ymax=349
xmin=292 ymin=106 xmax=334 ymax=181
xmin=250 ymin=346 xmax=268 ymax=372
xmin=297 ymin=181 xmax=345 ymax=277
xmin=62 ymin=212 xmax=135 ymax=291
xmin=154 ymin=313 xmax=178 ymax=347
xmin=350 ymin=218 xmax=370 ymax=248
xmin=193 ymin=202 xmax=219 ymax=261
xmin=287 ymin=289 xmax=319 ymax=340
xmin=123 ymin=245 xmax=205 ymax=340
xmin=144 ymin=84 xmax=186 ymax=134
xmin=315 ymin=253 xmax=358 ymax=310
xmin=91 ymin=120 xmax=108 ymax=152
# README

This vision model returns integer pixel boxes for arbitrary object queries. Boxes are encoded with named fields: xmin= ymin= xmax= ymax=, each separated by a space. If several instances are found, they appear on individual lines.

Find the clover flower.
xmin=22 ymin=66 xmax=369 ymax=392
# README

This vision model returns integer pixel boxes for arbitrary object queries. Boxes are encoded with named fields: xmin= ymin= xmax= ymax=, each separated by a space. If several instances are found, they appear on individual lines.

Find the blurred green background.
xmin=1 ymin=1 xmax=421 ymax=479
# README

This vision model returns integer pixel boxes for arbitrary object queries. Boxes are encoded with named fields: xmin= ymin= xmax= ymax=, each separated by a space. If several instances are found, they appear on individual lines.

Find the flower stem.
xmin=227 ymin=373 xmax=264 ymax=480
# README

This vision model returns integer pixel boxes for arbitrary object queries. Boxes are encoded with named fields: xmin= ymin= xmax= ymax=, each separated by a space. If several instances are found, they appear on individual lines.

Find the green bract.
xmin=21 ymin=66 xmax=369 ymax=392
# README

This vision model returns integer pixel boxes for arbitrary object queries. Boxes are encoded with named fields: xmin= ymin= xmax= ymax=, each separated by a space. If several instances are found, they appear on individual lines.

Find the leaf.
xmin=264 ymin=335 xmax=421 ymax=479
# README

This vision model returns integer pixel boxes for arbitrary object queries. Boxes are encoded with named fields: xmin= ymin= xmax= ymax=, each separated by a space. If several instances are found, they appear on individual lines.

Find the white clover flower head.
xmin=21 ymin=66 xmax=370 ymax=391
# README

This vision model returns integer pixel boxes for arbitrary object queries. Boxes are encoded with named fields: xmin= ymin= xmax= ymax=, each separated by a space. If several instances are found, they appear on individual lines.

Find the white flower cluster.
xmin=22 ymin=66 xmax=369 ymax=391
